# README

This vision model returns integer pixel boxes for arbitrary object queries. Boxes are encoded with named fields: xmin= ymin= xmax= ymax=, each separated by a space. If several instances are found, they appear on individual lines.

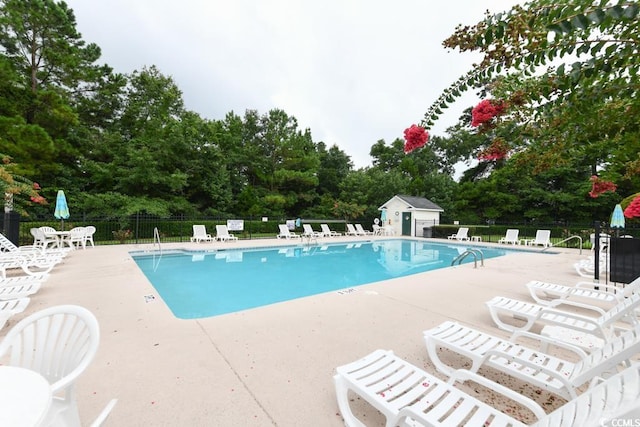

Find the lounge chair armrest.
xmin=482 ymin=350 xmax=578 ymax=399
xmin=546 ymin=299 xmax=606 ymax=316
xmin=510 ymin=330 xmax=588 ymax=359
xmin=535 ymin=309 xmax=609 ymax=338
xmin=447 ymin=369 xmax=547 ymax=420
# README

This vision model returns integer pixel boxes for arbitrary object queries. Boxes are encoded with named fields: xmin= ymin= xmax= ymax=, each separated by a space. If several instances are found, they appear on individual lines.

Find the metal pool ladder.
xmin=153 ymin=227 xmax=162 ymax=254
xmin=451 ymin=249 xmax=484 ymax=268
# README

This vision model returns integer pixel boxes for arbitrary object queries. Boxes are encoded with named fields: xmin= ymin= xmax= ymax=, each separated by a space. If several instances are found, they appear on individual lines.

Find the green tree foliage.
xmin=414 ymin=0 xmax=639 ymax=223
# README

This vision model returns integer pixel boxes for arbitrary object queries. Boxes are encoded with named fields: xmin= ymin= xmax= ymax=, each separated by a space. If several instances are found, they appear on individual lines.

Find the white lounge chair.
xmin=486 ymin=292 xmax=640 ymax=351
xmin=0 ymin=281 xmax=41 ymax=301
xmin=447 ymin=227 xmax=469 ymax=241
xmin=424 ymin=320 xmax=640 ymax=400
xmin=527 ymin=276 xmax=639 ymax=307
xmin=277 ymin=224 xmax=300 ymax=239
xmin=0 ymin=233 xmax=66 ymax=260
xmin=215 ymin=225 xmax=238 ymax=242
xmin=345 ymin=224 xmax=359 ymax=236
xmin=355 ymin=224 xmax=373 ymax=235
xmin=0 ymin=253 xmax=58 ymax=279
xmin=302 ymin=224 xmax=321 ymax=238
xmin=526 ymin=229 xmax=551 ymax=247
xmin=575 ymin=255 xmax=610 ymax=278
xmin=498 ymin=228 xmax=520 ymax=244
xmin=320 ymin=224 xmax=341 ymax=237
xmin=335 ymin=348 xmax=640 ymax=427
xmin=190 ymin=225 xmax=213 ymax=243
xmin=0 ymin=305 xmax=109 ymax=426
xmin=0 ymin=297 xmax=30 ymax=330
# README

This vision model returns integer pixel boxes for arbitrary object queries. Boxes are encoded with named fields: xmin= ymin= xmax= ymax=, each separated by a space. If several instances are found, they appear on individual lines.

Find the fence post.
xmin=135 ymin=212 xmax=140 ymax=244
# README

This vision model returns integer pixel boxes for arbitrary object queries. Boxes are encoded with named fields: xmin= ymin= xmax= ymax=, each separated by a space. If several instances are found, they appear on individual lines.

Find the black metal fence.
xmin=9 ymin=213 xmax=352 ymax=246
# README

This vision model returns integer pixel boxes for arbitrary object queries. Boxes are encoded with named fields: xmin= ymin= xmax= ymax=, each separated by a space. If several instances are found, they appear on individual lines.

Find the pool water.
xmin=131 ymin=240 xmax=512 ymax=319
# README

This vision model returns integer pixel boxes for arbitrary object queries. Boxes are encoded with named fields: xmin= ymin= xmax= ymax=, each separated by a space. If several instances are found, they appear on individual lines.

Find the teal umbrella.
xmin=54 ymin=190 xmax=70 ymax=230
xmin=380 ymin=209 xmax=387 ymax=225
xmin=610 ymin=204 xmax=625 ymax=229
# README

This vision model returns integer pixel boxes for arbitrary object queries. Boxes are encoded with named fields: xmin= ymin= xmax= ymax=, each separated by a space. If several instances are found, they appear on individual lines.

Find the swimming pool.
xmin=131 ymin=240 xmax=514 ymax=319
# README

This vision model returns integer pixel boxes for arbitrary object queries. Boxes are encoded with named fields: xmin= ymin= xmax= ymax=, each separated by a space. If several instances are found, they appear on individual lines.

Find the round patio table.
xmin=0 ymin=366 xmax=52 ymax=426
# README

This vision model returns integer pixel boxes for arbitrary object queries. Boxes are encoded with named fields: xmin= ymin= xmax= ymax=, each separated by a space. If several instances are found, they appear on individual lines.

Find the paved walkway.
xmin=3 ymin=237 xmax=594 ymax=426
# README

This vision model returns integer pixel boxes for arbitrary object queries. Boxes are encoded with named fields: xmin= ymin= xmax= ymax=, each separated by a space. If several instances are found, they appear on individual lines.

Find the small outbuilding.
xmin=378 ymin=195 xmax=443 ymax=237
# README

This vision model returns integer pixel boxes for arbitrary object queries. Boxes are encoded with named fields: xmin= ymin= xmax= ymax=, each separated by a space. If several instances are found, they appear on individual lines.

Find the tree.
xmin=413 ymin=0 xmax=639 ymax=221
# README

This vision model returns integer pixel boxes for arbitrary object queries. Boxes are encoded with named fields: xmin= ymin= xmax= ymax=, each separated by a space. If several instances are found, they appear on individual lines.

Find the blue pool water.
xmin=131 ymin=240 xmax=514 ymax=319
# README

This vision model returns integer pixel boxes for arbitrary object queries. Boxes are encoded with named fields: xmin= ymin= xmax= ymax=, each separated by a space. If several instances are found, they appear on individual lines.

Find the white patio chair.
xmin=424 ymin=320 xmax=640 ymax=400
xmin=215 ymin=225 xmax=238 ymax=242
xmin=0 ymin=305 xmax=101 ymax=427
xmin=0 ymin=281 xmax=41 ymax=300
xmin=447 ymin=227 xmax=469 ymax=241
xmin=302 ymin=224 xmax=321 ymax=238
xmin=0 ymin=297 xmax=30 ymax=330
xmin=320 ymin=224 xmax=341 ymax=237
xmin=486 ymin=292 xmax=640 ymax=351
xmin=84 ymin=225 xmax=96 ymax=248
xmin=68 ymin=226 xmax=87 ymax=249
xmin=190 ymin=225 xmax=213 ymax=243
xmin=355 ymin=224 xmax=373 ymax=235
xmin=277 ymin=224 xmax=300 ymax=239
xmin=527 ymin=229 xmax=551 ymax=247
xmin=334 ymin=348 xmax=640 ymax=427
xmin=345 ymin=224 xmax=359 ymax=236
xmin=498 ymin=228 xmax=520 ymax=244
xmin=526 ymin=276 xmax=639 ymax=306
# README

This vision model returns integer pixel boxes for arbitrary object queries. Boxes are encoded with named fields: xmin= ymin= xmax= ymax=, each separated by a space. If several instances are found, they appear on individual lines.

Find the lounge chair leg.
xmin=333 ymin=375 xmax=367 ymax=427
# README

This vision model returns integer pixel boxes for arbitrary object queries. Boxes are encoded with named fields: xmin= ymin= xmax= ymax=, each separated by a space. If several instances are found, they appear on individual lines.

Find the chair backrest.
xmin=573 ymin=324 xmax=640 ymax=384
xmin=69 ymin=226 xmax=86 ymax=239
xmin=0 ymin=305 xmax=100 ymax=393
xmin=321 ymin=224 xmax=331 ymax=233
xmin=278 ymin=224 xmax=291 ymax=235
xmin=192 ymin=225 xmax=207 ymax=237
xmin=505 ymin=229 xmax=519 ymax=240
xmin=216 ymin=225 xmax=229 ymax=237
xmin=355 ymin=224 xmax=365 ymax=233
xmin=303 ymin=224 xmax=314 ymax=234
xmin=85 ymin=226 xmax=96 ymax=237
xmin=536 ymin=362 xmax=640 ymax=426
xmin=347 ymin=224 xmax=357 ymax=233
xmin=457 ymin=227 xmax=469 ymax=238
xmin=534 ymin=229 xmax=551 ymax=243
xmin=39 ymin=226 xmax=56 ymax=234
xmin=0 ymin=233 xmax=18 ymax=252
xmin=601 ymin=291 xmax=640 ymax=325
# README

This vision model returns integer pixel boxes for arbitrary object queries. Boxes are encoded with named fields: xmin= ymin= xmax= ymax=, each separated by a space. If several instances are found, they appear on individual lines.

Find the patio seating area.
xmin=1 ymin=235 xmax=637 ymax=425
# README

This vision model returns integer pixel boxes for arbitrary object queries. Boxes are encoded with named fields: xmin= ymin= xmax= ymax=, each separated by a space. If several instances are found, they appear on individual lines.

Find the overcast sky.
xmin=66 ymin=0 xmax=521 ymax=168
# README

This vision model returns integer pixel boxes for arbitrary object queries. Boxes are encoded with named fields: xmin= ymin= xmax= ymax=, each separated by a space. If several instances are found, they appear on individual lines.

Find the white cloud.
xmin=67 ymin=0 xmax=521 ymax=168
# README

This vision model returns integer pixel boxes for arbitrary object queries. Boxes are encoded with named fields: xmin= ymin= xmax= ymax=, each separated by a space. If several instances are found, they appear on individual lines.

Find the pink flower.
xmin=471 ymin=99 xmax=507 ymax=127
xmin=588 ymin=176 xmax=617 ymax=198
xmin=32 ymin=182 xmax=41 ymax=190
xmin=403 ymin=125 xmax=429 ymax=154
xmin=624 ymin=195 xmax=640 ymax=218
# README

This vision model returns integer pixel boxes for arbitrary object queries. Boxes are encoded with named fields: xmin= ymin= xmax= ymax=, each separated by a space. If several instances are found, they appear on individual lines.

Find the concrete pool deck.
xmin=3 ymin=237 xmax=604 ymax=426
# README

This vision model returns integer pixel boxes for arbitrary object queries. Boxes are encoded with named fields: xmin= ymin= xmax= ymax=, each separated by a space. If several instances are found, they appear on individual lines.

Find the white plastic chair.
xmin=320 ymin=224 xmax=341 ymax=237
xmin=277 ymin=224 xmax=300 ymax=239
xmin=68 ymin=227 xmax=87 ymax=250
xmin=302 ymin=224 xmax=321 ymax=238
xmin=498 ymin=228 xmax=520 ymax=244
xmin=215 ymin=225 xmax=238 ymax=242
xmin=84 ymin=226 xmax=96 ymax=248
xmin=0 ymin=305 xmax=101 ymax=426
xmin=334 ymin=349 xmax=640 ymax=427
xmin=190 ymin=225 xmax=213 ymax=243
